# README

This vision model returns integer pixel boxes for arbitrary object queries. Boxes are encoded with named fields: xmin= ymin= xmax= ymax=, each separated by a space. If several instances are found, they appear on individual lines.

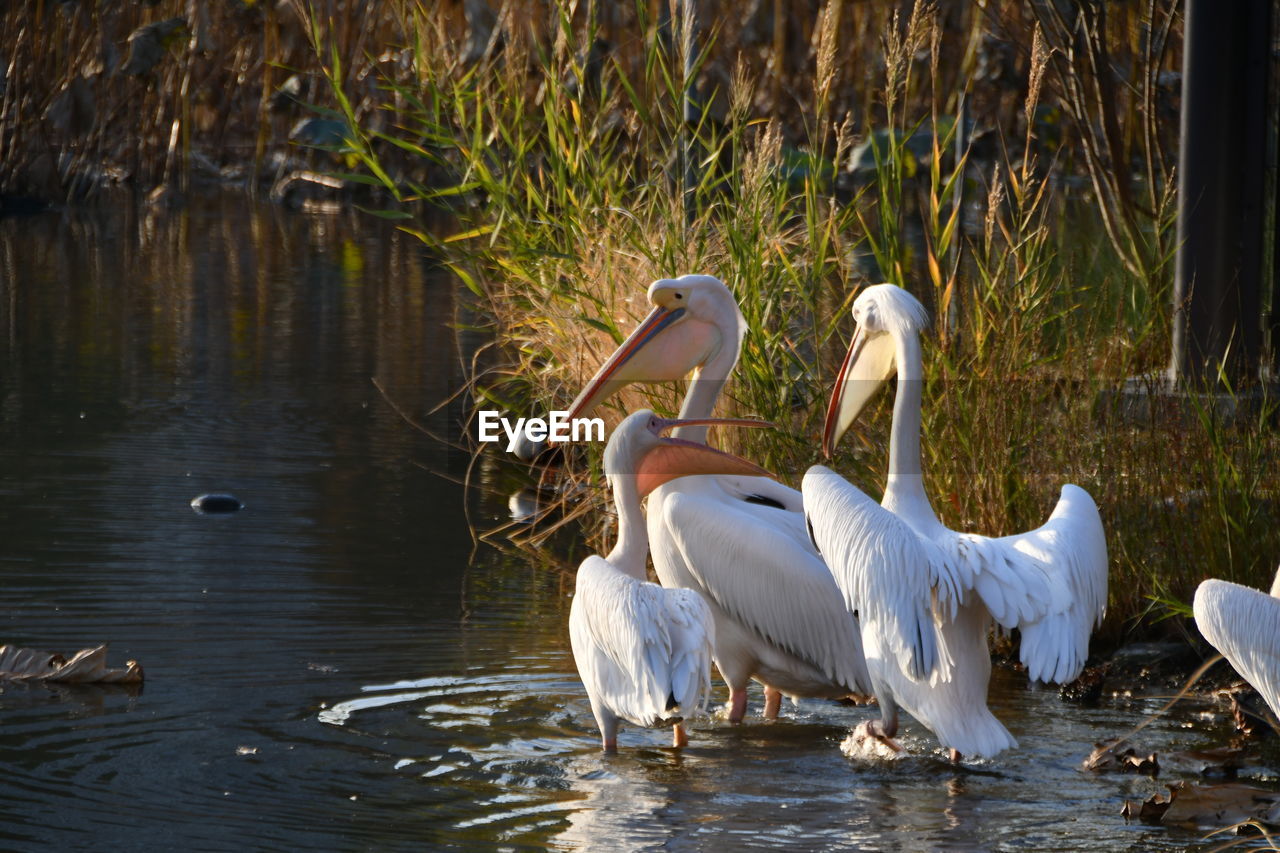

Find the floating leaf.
xmin=0 ymin=644 xmax=143 ymax=684
xmin=1124 ymin=781 xmax=1280 ymax=829
xmin=1083 ymin=737 xmax=1159 ymax=775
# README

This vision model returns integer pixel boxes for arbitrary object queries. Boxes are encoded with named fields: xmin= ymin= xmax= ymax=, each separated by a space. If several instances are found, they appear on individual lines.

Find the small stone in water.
xmin=191 ymin=493 xmax=243 ymax=514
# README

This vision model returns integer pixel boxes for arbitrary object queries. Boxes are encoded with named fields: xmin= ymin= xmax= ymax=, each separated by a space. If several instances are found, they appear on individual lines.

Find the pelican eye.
xmin=674 ymin=292 xmax=683 ymax=300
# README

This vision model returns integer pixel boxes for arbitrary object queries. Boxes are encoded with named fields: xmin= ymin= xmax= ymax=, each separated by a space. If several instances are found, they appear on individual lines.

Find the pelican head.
xmin=822 ymin=284 xmax=929 ymax=457
xmin=605 ymin=409 xmax=773 ymax=498
xmin=565 ymin=275 xmax=746 ymax=423
xmin=513 ymin=274 xmax=746 ymax=461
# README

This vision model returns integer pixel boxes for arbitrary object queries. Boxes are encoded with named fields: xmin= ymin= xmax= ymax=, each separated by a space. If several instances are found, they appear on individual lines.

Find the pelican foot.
xmin=840 ymin=720 xmax=904 ymax=760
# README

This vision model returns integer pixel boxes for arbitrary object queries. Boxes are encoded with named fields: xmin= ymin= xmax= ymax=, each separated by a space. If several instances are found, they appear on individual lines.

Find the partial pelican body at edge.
xmin=1193 ymin=565 xmax=1280 ymax=723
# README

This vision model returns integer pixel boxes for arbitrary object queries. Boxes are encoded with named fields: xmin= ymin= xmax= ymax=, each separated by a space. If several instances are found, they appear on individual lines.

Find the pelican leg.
xmin=763 ymin=686 xmax=782 ymax=719
xmin=728 ymin=687 xmax=749 ymax=723
xmin=868 ymin=699 xmax=904 ymax=752
xmin=948 ymin=748 xmax=962 ymax=763
xmin=843 ymin=707 xmax=905 ymax=760
xmin=673 ymin=723 xmax=688 ymax=748
xmin=592 ymin=704 xmax=620 ymax=752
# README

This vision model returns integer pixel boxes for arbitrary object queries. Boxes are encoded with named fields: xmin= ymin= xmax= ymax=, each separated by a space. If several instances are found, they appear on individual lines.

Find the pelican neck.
xmin=881 ymin=331 xmax=941 ymax=530
xmin=671 ymin=330 xmax=740 ymax=444
xmin=606 ymin=472 xmax=649 ymax=580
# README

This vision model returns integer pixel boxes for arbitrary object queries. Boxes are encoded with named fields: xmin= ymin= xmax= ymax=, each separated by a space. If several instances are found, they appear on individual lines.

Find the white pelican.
xmin=559 ymin=274 xmax=870 ymax=722
xmin=1193 ymin=565 xmax=1280 ymax=723
xmin=804 ymin=283 xmax=1108 ymax=760
xmin=569 ymin=409 xmax=773 ymax=751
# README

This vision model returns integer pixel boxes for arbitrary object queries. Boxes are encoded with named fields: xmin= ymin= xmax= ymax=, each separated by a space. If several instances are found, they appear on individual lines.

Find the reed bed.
xmin=307 ymin=0 xmax=1280 ymax=649
xmin=10 ymin=1 xmax=1278 ymax=647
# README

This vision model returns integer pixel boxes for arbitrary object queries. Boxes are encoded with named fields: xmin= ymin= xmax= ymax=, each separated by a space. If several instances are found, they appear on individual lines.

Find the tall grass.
xmin=296 ymin=0 xmax=1280 ymax=647
xmin=19 ymin=1 xmax=1272 ymax=647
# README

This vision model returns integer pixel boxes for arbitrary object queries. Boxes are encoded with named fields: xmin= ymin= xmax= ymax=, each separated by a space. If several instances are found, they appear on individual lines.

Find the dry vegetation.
xmin=5 ymin=1 xmax=1277 ymax=647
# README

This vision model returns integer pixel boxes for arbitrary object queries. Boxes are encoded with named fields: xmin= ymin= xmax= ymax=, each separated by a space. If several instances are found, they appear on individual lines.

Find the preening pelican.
xmin=805 ymin=283 xmax=1108 ymax=760
xmin=569 ymin=409 xmax=772 ymax=751
xmin=1193 ymin=566 xmax=1280 ymax=722
xmin=561 ymin=274 xmax=870 ymax=722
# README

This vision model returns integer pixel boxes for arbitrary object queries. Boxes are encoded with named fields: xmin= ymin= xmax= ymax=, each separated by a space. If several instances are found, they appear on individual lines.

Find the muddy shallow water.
xmin=0 ymin=197 xmax=1273 ymax=850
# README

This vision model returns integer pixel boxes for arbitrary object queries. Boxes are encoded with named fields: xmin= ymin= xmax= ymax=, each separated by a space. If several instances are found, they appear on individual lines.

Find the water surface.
xmin=0 ymin=197 xmax=1271 ymax=850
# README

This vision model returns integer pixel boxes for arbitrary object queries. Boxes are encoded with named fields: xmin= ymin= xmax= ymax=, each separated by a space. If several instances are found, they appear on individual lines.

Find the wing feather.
xmin=663 ymin=588 xmax=716 ymax=713
xmin=658 ymin=489 xmax=870 ymax=695
xmin=1195 ymin=579 xmax=1280 ymax=720
xmin=569 ymin=556 xmax=713 ymax=727
xmin=714 ymin=474 xmax=805 ymax=513
xmin=802 ymin=466 xmax=955 ymax=682
xmin=948 ymin=484 xmax=1108 ymax=684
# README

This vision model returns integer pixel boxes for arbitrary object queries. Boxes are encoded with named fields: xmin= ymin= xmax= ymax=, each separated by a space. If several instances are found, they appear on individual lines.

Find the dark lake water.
xmin=0 ymin=195 xmax=1272 ymax=850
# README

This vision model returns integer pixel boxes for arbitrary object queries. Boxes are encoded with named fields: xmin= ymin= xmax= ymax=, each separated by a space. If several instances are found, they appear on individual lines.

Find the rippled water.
xmin=0 ymin=197 xmax=1271 ymax=850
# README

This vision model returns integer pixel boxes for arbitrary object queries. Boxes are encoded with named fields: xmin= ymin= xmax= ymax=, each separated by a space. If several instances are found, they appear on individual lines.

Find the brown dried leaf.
xmin=0 ymin=644 xmax=143 ymax=684
xmin=1121 ymin=793 xmax=1170 ymax=823
xmin=1083 ymin=737 xmax=1159 ymax=775
xmin=1125 ymin=782 xmax=1280 ymax=829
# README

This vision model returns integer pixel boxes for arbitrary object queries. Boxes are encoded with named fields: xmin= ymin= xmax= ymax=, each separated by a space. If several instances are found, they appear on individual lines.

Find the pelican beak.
xmin=515 ymin=303 xmax=717 ymax=462
xmin=563 ymin=305 xmax=687 ymax=420
xmin=636 ymin=417 xmax=775 ymax=498
xmin=822 ymin=326 xmax=897 ymax=457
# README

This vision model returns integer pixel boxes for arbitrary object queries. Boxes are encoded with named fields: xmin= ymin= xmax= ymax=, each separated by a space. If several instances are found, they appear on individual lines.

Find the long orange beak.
xmin=822 ymin=327 xmax=864 ymax=457
xmin=636 ymin=416 xmax=776 ymax=498
xmin=565 ymin=305 xmax=687 ymax=420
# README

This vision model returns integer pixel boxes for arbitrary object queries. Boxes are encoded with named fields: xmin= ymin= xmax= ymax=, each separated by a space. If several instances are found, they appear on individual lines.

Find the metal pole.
xmin=1171 ymin=0 xmax=1270 ymax=384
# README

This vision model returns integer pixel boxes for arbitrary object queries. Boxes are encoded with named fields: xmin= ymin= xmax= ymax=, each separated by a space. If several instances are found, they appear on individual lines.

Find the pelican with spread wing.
xmin=805 ymin=284 xmax=1108 ymax=760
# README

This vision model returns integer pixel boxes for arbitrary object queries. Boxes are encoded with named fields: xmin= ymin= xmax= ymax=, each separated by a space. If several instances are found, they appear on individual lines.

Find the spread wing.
xmin=801 ymin=466 xmax=956 ymax=682
xmin=658 ymin=488 xmax=870 ymax=695
xmin=946 ymin=484 xmax=1108 ymax=684
xmin=1195 ymin=578 xmax=1280 ymax=721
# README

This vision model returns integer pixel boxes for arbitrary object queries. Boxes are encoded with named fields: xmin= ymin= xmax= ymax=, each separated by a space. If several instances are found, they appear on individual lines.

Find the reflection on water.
xmin=0 ymin=196 xmax=1271 ymax=850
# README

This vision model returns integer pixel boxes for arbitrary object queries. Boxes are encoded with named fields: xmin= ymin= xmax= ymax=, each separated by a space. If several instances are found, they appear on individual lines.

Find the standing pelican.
xmin=805 ymin=283 xmax=1108 ymax=759
xmin=555 ymin=275 xmax=870 ymax=722
xmin=569 ymin=409 xmax=773 ymax=751
xmin=1193 ymin=566 xmax=1280 ymax=722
